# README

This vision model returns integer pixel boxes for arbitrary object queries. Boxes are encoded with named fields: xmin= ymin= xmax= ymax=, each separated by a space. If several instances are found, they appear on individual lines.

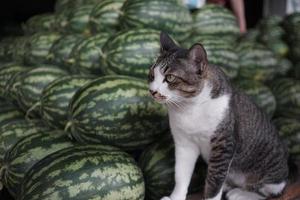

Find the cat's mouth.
xmin=152 ymin=96 xmax=167 ymax=103
xmin=149 ymin=90 xmax=167 ymax=103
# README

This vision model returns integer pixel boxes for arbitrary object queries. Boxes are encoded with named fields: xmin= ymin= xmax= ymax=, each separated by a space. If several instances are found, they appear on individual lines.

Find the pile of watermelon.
xmin=0 ymin=0 xmax=299 ymax=199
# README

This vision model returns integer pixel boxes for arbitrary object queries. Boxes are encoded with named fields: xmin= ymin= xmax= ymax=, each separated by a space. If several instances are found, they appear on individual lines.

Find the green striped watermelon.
xmin=0 ymin=98 xmax=24 ymax=128
xmin=47 ymin=34 xmax=84 ymax=67
xmin=1 ymin=130 xmax=74 ymax=197
xmin=258 ymin=16 xmax=284 ymax=41
xmin=66 ymin=5 xmax=94 ymax=35
xmin=263 ymin=40 xmax=288 ymax=58
xmin=11 ymin=36 xmax=29 ymax=64
xmin=67 ymin=75 xmax=168 ymax=150
xmin=40 ymin=75 xmax=94 ymax=129
xmin=139 ymin=135 xmax=206 ymax=200
xmin=270 ymin=78 xmax=300 ymax=119
xmin=101 ymin=29 xmax=161 ymax=78
xmin=237 ymin=41 xmax=279 ymax=82
xmin=4 ymin=67 xmax=33 ymax=107
xmin=273 ymin=118 xmax=300 ymax=159
xmin=234 ymin=80 xmax=276 ymax=117
xmin=0 ymin=63 xmax=27 ymax=98
xmin=0 ymin=37 xmax=15 ymax=61
xmin=19 ymin=145 xmax=145 ymax=200
xmin=54 ymin=0 xmax=104 ymax=32
xmin=23 ymin=13 xmax=56 ymax=34
xmin=192 ymin=4 xmax=239 ymax=40
xmin=24 ymin=32 xmax=61 ymax=65
xmin=275 ymin=58 xmax=292 ymax=77
xmin=90 ymin=0 xmax=126 ymax=33
xmin=183 ymin=35 xmax=239 ymax=79
xmin=5 ymin=37 xmax=28 ymax=62
xmin=67 ymin=33 xmax=110 ymax=74
xmin=54 ymin=0 xmax=71 ymax=12
xmin=54 ymin=8 xmax=72 ymax=32
xmin=120 ymin=0 xmax=192 ymax=42
xmin=282 ymin=13 xmax=300 ymax=63
xmin=17 ymin=66 xmax=68 ymax=116
xmin=0 ymin=119 xmax=51 ymax=165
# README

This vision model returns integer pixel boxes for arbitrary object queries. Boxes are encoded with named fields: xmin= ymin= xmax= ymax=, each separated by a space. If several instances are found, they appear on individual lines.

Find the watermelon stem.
xmin=25 ymin=101 xmax=41 ymax=120
xmin=64 ymin=121 xmax=73 ymax=132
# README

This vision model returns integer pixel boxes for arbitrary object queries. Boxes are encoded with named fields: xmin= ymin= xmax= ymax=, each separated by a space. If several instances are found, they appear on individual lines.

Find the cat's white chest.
xmin=169 ymin=92 xmax=230 ymax=162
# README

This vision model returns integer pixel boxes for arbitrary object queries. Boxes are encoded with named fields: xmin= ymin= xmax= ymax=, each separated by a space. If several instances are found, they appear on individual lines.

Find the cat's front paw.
xmin=160 ymin=197 xmax=172 ymax=200
xmin=226 ymin=188 xmax=264 ymax=200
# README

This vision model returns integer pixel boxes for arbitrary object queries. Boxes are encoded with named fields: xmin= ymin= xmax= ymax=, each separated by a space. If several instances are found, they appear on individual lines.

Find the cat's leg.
xmin=204 ymin=132 xmax=235 ymax=200
xmin=226 ymin=188 xmax=265 ymax=200
xmin=226 ymin=181 xmax=286 ymax=200
xmin=160 ymin=139 xmax=200 ymax=200
xmin=259 ymin=181 xmax=286 ymax=197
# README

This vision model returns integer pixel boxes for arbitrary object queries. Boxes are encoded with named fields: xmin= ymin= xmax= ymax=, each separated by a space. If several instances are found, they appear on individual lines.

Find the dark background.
xmin=0 ymin=0 xmax=263 ymax=37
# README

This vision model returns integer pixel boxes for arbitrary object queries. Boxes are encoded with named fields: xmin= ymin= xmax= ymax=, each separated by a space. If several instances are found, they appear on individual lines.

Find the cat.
xmin=148 ymin=32 xmax=289 ymax=200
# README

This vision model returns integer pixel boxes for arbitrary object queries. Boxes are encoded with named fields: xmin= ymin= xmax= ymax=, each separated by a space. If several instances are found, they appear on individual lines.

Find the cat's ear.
xmin=160 ymin=32 xmax=178 ymax=52
xmin=188 ymin=43 xmax=208 ymax=74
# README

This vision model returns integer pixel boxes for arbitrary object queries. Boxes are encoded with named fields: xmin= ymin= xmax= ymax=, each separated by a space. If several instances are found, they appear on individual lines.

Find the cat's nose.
xmin=149 ymin=89 xmax=157 ymax=96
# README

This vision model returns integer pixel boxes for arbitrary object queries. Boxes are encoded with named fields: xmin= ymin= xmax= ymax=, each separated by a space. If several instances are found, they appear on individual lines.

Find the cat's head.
xmin=148 ymin=32 xmax=208 ymax=105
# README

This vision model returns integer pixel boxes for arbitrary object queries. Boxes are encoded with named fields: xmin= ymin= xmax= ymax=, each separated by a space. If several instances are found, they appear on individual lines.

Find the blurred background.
xmin=0 ymin=0 xmax=264 ymax=37
xmin=0 ymin=0 xmax=299 ymax=200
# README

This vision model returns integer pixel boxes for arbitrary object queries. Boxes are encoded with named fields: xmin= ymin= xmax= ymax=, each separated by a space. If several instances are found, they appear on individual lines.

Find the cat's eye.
xmin=165 ymin=74 xmax=176 ymax=83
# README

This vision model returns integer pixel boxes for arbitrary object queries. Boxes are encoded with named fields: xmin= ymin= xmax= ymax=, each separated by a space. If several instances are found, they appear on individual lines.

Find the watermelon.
xmin=23 ymin=13 xmax=56 ymax=34
xmin=120 ymin=0 xmax=192 ymax=42
xmin=275 ymin=58 xmax=292 ymax=77
xmin=139 ymin=135 xmax=206 ymax=200
xmin=67 ymin=75 xmax=168 ymax=150
xmin=54 ymin=8 xmax=72 ymax=32
xmin=101 ymin=29 xmax=160 ymax=79
xmin=19 ymin=145 xmax=145 ymax=200
xmin=1 ymin=130 xmax=74 ymax=197
xmin=258 ymin=16 xmax=284 ymax=41
xmin=264 ymin=40 xmax=289 ymax=58
xmin=183 ymin=35 xmax=239 ymax=79
xmin=0 ymin=37 xmax=15 ymax=61
xmin=47 ymin=34 xmax=84 ymax=67
xmin=282 ymin=13 xmax=300 ymax=63
xmin=40 ymin=75 xmax=94 ymax=129
xmin=24 ymin=32 xmax=61 ymax=65
xmin=66 ymin=5 xmax=94 ymax=35
xmin=4 ymin=67 xmax=33 ymax=106
xmin=237 ymin=41 xmax=279 ymax=82
xmin=192 ymin=4 xmax=239 ymax=40
xmin=240 ymin=28 xmax=260 ymax=43
xmin=234 ymin=80 xmax=276 ymax=117
xmin=0 ymin=63 xmax=27 ymax=98
xmin=89 ymin=0 xmax=125 ymax=34
xmin=270 ymin=78 xmax=300 ymax=119
xmin=11 ymin=36 xmax=29 ymax=64
xmin=0 ymin=119 xmax=51 ymax=165
xmin=67 ymin=33 xmax=110 ymax=74
xmin=17 ymin=66 xmax=68 ymax=116
xmin=273 ymin=118 xmax=300 ymax=159
xmin=54 ymin=0 xmax=71 ymax=12
xmin=0 ymin=98 xmax=24 ymax=128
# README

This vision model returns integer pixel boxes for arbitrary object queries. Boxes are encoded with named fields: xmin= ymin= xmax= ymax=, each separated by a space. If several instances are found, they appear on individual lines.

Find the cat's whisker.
xmin=168 ymin=98 xmax=184 ymax=111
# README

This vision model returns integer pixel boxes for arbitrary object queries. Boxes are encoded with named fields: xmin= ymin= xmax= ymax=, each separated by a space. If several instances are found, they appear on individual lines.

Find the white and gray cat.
xmin=148 ymin=33 xmax=289 ymax=200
